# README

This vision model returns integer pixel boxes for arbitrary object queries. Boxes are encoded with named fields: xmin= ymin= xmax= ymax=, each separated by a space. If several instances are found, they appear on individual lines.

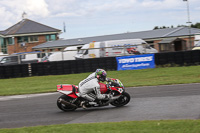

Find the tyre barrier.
xmin=0 ymin=50 xmax=200 ymax=79
xmin=0 ymin=64 xmax=29 ymax=79
xmin=155 ymin=50 xmax=200 ymax=66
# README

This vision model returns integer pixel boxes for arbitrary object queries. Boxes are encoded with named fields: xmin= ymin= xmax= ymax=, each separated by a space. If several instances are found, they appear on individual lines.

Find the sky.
xmin=0 ymin=0 xmax=200 ymax=39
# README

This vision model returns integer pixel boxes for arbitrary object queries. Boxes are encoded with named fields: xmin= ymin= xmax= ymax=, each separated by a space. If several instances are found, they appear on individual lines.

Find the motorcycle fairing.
xmin=110 ymin=86 xmax=124 ymax=94
xmin=57 ymin=84 xmax=79 ymax=98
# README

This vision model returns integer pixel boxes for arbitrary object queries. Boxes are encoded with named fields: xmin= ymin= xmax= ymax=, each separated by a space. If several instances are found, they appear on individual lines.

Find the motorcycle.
xmin=56 ymin=78 xmax=131 ymax=111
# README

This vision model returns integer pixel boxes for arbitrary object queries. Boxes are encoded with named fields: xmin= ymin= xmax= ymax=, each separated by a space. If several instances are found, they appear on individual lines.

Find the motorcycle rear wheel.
xmin=110 ymin=92 xmax=130 ymax=107
xmin=57 ymin=95 xmax=77 ymax=111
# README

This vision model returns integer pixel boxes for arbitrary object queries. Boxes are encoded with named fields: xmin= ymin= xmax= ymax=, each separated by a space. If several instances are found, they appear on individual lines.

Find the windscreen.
xmin=0 ymin=57 xmax=4 ymax=61
xmin=78 ymin=49 xmax=85 ymax=54
xmin=195 ymin=41 xmax=200 ymax=47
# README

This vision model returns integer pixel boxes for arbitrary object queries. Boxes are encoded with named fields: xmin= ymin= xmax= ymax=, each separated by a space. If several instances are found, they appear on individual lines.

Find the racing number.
xmin=117 ymin=88 xmax=123 ymax=93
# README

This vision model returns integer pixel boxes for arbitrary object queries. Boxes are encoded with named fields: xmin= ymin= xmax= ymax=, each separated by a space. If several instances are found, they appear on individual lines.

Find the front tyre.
xmin=110 ymin=92 xmax=131 ymax=107
xmin=57 ymin=95 xmax=77 ymax=111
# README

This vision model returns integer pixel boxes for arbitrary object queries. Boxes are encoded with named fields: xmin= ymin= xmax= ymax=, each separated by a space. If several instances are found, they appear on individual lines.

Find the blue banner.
xmin=116 ymin=54 xmax=155 ymax=71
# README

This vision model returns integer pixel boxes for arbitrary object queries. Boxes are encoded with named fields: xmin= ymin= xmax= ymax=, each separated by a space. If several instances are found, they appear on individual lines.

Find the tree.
xmin=153 ymin=26 xmax=159 ymax=30
xmin=153 ymin=22 xmax=200 ymax=30
xmin=153 ymin=26 xmax=170 ymax=30
xmin=191 ymin=23 xmax=200 ymax=29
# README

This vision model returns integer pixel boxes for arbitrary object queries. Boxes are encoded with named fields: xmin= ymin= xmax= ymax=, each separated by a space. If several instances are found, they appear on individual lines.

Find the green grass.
xmin=1 ymin=120 xmax=200 ymax=133
xmin=1 ymin=66 xmax=200 ymax=132
xmin=0 ymin=65 xmax=200 ymax=96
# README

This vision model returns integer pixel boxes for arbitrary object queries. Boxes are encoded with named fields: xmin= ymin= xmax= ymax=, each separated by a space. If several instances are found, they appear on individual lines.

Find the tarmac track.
xmin=1 ymin=83 xmax=200 ymax=128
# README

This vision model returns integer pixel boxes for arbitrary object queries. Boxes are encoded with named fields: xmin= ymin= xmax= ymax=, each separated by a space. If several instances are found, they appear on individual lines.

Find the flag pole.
xmin=183 ymin=0 xmax=192 ymax=50
xmin=63 ymin=22 xmax=66 ymax=33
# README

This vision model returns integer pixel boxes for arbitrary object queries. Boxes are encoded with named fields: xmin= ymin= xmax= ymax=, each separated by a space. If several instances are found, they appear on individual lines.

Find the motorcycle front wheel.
xmin=110 ymin=92 xmax=131 ymax=107
xmin=57 ymin=95 xmax=77 ymax=111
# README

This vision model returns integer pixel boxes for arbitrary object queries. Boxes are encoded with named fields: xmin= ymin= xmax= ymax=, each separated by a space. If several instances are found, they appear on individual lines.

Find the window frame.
xmin=46 ymin=34 xmax=56 ymax=41
xmin=30 ymin=36 xmax=39 ymax=42
xmin=17 ymin=36 xmax=29 ymax=43
xmin=7 ymin=37 xmax=14 ymax=45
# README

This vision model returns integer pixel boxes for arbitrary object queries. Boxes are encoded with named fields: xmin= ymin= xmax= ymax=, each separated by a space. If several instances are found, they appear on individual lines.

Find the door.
xmin=174 ymin=41 xmax=182 ymax=51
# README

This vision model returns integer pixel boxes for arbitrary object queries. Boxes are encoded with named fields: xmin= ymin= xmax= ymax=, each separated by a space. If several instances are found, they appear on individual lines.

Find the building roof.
xmin=33 ymin=27 xmax=200 ymax=49
xmin=0 ymin=19 xmax=61 ymax=36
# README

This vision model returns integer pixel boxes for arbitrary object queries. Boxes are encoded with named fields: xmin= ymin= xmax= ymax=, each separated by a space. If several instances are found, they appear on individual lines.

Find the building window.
xmin=17 ymin=36 xmax=28 ymax=43
xmin=0 ymin=38 xmax=7 ymax=54
xmin=160 ymin=44 xmax=169 ymax=51
xmin=30 ymin=36 xmax=38 ymax=42
xmin=8 ymin=37 xmax=14 ymax=45
xmin=58 ymin=48 xmax=64 ymax=51
xmin=1 ymin=48 xmax=7 ymax=54
xmin=46 ymin=34 xmax=56 ymax=41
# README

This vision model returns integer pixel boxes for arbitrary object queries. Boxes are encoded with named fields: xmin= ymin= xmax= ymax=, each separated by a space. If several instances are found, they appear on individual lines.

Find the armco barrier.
xmin=0 ymin=50 xmax=200 ymax=79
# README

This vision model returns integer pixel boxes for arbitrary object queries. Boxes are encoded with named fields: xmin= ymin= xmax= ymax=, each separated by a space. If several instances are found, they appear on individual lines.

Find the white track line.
xmin=0 ymin=92 xmax=57 ymax=101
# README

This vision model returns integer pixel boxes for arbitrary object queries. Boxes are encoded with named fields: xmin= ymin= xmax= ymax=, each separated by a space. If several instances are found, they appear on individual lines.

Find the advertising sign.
xmin=116 ymin=54 xmax=155 ymax=71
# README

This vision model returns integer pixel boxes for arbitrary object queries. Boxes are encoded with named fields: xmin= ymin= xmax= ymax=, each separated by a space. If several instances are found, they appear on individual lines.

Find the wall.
xmin=7 ymin=34 xmax=60 ymax=54
xmin=7 ymin=35 xmax=47 ymax=54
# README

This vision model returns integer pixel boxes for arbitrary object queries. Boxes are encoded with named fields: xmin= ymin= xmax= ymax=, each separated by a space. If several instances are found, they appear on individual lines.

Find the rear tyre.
xmin=110 ymin=92 xmax=131 ymax=107
xmin=57 ymin=95 xmax=77 ymax=111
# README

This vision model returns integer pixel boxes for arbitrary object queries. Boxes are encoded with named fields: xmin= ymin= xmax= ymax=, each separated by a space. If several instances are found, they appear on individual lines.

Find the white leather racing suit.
xmin=78 ymin=72 xmax=110 ymax=102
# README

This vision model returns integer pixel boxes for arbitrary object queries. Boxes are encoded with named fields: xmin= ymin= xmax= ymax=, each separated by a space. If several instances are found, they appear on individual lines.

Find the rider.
xmin=78 ymin=69 xmax=112 ymax=108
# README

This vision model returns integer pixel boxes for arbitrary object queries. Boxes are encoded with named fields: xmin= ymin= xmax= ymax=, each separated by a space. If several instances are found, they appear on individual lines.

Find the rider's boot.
xmin=80 ymin=101 xmax=87 ymax=109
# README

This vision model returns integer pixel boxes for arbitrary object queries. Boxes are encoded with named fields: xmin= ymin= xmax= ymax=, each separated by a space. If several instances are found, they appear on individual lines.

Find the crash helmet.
xmin=95 ymin=69 xmax=107 ymax=82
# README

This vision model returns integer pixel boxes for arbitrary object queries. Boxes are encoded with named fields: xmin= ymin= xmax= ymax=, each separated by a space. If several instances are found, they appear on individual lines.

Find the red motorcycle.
xmin=56 ymin=79 xmax=131 ymax=111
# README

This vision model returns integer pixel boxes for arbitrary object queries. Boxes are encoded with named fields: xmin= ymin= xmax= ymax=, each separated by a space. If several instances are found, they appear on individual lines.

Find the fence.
xmin=0 ymin=50 xmax=200 ymax=79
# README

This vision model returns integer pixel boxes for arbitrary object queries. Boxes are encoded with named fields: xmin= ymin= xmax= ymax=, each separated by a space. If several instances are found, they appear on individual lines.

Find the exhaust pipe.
xmin=101 ymin=95 xmax=121 ymax=106
xmin=58 ymin=98 xmax=77 ymax=108
xmin=111 ymin=95 xmax=121 ymax=100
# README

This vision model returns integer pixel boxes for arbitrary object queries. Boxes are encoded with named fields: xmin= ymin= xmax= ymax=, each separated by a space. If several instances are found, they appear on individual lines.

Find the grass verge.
xmin=0 ymin=65 xmax=200 ymax=96
xmin=1 ymin=120 xmax=200 ymax=133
